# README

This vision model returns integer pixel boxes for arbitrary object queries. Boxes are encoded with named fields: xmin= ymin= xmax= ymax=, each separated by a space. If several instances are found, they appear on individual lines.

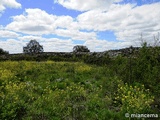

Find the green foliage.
xmin=0 ymin=61 xmax=112 ymax=119
xmin=0 ymin=48 xmax=9 ymax=55
xmin=23 ymin=40 xmax=43 ymax=54
xmin=0 ymin=54 xmax=159 ymax=120
xmin=73 ymin=45 xmax=90 ymax=52
xmin=130 ymin=44 xmax=160 ymax=99
xmin=115 ymin=83 xmax=154 ymax=113
xmin=132 ymin=44 xmax=159 ymax=81
xmin=83 ymin=53 xmax=111 ymax=65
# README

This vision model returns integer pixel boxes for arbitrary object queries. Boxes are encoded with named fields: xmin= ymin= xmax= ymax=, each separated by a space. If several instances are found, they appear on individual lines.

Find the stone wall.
xmin=0 ymin=47 xmax=140 ymax=61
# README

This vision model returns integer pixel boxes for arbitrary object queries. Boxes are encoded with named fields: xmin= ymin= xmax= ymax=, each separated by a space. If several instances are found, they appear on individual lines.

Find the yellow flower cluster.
xmin=0 ymin=69 xmax=14 ymax=81
xmin=115 ymin=83 xmax=154 ymax=113
xmin=75 ymin=64 xmax=92 ymax=72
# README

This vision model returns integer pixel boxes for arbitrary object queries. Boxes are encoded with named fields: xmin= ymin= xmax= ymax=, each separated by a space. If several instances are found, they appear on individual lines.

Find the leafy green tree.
xmin=0 ymin=48 xmax=9 ymax=55
xmin=73 ymin=45 xmax=90 ymax=53
xmin=23 ymin=40 xmax=43 ymax=54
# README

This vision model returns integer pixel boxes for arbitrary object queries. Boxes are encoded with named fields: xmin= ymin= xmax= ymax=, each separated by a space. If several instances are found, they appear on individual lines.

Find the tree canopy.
xmin=73 ymin=45 xmax=90 ymax=53
xmin=0 ymin=48 xmax=9 ymax=55
xmin=23 ymin=40 xmax=43 ymax=54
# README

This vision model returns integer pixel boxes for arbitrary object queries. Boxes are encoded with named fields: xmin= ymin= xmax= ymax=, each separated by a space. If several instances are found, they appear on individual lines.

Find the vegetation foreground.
xmin=0 ymin=45 xmax=160 ymax=120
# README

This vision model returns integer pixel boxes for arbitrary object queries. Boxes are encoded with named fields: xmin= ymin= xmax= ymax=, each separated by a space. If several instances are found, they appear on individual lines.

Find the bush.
xmin=114 ymin=83 xmax=154 ymax=113
xmin=0 ymin=48 xmax=9 ymax=55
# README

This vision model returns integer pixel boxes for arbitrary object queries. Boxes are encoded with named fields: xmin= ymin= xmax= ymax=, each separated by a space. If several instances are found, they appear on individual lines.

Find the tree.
xmin=23 ymin=40 xmax=43 ymax=54
xmin=73 ymin=45 xmax=90 ymax=53
xmin=0 ymin=48 xmax=9 ymax=55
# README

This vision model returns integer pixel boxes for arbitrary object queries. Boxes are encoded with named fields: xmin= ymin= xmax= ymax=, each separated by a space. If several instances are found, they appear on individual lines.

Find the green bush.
xmin=114 ymin=82 xmax=154 ymax=113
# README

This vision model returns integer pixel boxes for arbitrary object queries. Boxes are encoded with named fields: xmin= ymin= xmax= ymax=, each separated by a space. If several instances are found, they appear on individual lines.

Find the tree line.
xmin=0 ymin=39 xmax=90 ymax=55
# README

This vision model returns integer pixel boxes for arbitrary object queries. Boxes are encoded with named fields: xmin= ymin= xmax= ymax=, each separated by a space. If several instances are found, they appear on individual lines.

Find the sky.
xmin=0 ymin=0 xmax=160 ymax=53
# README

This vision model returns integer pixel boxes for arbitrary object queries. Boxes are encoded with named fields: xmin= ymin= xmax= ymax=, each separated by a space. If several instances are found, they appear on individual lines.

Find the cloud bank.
xmin=0 ymin=0 xmax=160 ymax=53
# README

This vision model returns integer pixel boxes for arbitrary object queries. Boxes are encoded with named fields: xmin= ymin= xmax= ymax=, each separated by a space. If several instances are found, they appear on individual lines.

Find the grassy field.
xmin=0 ymin=59 xmax=159 ymax=120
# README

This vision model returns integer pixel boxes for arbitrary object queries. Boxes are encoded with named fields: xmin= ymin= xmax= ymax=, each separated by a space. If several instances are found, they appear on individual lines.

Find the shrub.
xmin=0 ymin=48 xmax=9 ymax=55
xmin=114 ymin=83 xmax=154 ymax=113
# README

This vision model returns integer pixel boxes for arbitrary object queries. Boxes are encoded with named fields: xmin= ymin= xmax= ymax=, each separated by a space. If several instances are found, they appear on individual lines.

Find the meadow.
xmin=0 ymin=45 xmax=160 ymax=120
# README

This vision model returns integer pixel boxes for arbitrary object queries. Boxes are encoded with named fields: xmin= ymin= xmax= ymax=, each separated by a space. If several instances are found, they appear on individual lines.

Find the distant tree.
xmin=23 ymin=40 xmax=43 ymax=54
xmin=0 ymin=48 xmax=9 ymax=55
xmin=73 ymin=45 xmax=90 ymax=53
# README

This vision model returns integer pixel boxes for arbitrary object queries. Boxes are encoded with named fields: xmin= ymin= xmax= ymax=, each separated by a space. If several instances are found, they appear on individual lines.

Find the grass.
xmin=0 ymin=60 xmax=158 ymax=120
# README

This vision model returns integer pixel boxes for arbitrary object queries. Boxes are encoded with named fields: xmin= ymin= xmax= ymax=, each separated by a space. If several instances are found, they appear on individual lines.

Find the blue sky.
xmin=0 ymin=0 xmax=160 ymax=53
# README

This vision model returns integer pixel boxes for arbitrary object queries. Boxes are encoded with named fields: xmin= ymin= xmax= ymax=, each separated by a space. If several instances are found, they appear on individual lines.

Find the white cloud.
xmin=0 ymin=3 xmax=5 ymax=12
xmin=0 ymin=35 xmax=75 ymax=53
xmin=55 ymin=29 xmax=97 ymax=41
xmin=54 ymin=0 xmax=122 ymax=11
xmin=77 ymin=2 xmax=160 ymax=43
xmin=6 ymin=9 xmax=56 ymax=35
xmin=0 ymin=30 xmax=20 ymax=38
xmin=0 ymin=39 xmax=24 ymax=53
xmin=0 ymin=0 xmax=21 ymax=15
xmin=42 ymin=38 xmax=74 ymax=52
xmin=0 ymin=35 xmax=135 ymax=53
xmin=1 ymin=0 xmax=21 ymax=8
xmin=115 ymin=3 xmax=160 ymax=41
xmin=2 ymin=2 xmax=160 ymax=53
xmin=84 ymin=39 xmax=134 ymax=52
xmin=18 ymin=35 xmax=43 ymax=42
xmin=6 ymin=8 xmax=96 ymax=41
xmin=77 ymin=4 xmax=134 ymax=31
